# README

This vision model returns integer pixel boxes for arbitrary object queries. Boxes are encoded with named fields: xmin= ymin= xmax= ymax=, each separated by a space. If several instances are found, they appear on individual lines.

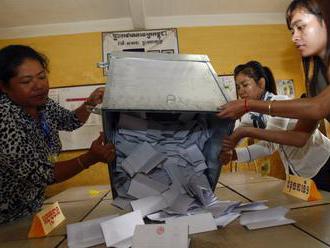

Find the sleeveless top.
xmin=309 ymin=58 xmax=330 ymax=121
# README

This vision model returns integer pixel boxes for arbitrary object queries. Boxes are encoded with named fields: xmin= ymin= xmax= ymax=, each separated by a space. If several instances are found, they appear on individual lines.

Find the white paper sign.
xmin=49 ymin=84 xmax=103 ymax=151
xmin=102 ymin=29 xmax=179 ymax=74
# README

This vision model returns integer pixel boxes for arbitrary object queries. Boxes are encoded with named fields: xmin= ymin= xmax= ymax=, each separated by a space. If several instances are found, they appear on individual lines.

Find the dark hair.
xmin=319 ymin=0 xmax=330 ymax=64
xmin=234 ymin=60 xmax=277 ymax=94
xmin=286 ymin=0 xmax=323 ymax=29
xmin=0 ymin=45 xmax=49 ymax=87
xmin=286 ymin=0 xmax=330 ymax=95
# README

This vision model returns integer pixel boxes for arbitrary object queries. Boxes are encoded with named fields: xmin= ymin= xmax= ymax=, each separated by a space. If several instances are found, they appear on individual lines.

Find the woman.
xmin=219 ymin=61 xmax=330 ymax=191
xmin=217 ymin=0 xmax=330 ymax=122
xmin=0 ymin=45 xmax=115 ymax=224
xmin=229 ymin=61 xmax=286 ymax=129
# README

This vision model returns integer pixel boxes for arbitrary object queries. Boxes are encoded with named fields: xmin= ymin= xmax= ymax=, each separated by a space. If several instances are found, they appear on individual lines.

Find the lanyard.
xmin=40 ymin=113 xmax=53 ymax=149
xmin=40 ymin=113 xmax=59 ymax=163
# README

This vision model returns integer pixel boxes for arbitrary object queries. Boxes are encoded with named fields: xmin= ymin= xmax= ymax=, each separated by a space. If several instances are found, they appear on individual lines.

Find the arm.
xmin=250 ymin=93 xmax=327 ymax=120
xmin=220 ymin=115 xmax=286 ymax=164
xmin=227 ymin=118 xmax=317 ymax=148
xmin=219 ymin=140 xmax=276 ymax=164
xmin=236 ymin=111 xmax=290 ymax=161
xmin=219 ymin=98 xmax=291 ymax=164
xmin=74 ymin=87 xmax=105 ymax=123
xmin=49 ymin=87 xmax=104 ymax=131
xmin=235 ymin=141 xmax=276 ymax=162
xmin=217 ymin=85 xmax=330 ymax=120
xmin=54 ymin=133 xmax=115 ymax=183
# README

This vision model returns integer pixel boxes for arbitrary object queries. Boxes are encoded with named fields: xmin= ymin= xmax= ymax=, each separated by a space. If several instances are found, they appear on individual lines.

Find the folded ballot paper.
xmin=132 ymin=223 xmax=189 ymax=248
xmin=100 ymin=210 xmax=144 ymax=248
xmin=166 ymin=212 xmax=217 ymax=234
xmin=239 ymin=206 xmax=295 ymax=230
xmin=67 ymin=214 xmax=118 ymax=248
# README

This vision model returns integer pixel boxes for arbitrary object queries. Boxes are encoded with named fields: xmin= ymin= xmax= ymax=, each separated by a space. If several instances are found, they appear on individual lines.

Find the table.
xmin=1 ymin=172 xmax=330 ymax=248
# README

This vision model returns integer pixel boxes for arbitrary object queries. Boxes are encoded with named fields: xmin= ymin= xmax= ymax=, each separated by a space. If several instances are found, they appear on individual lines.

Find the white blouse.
xmin=235 ymin=92 xmax=330 ymax=178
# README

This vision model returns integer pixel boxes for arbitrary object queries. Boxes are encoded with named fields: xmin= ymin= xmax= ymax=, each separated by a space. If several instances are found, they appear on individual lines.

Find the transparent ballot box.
xmin=100 ymin=52 xmax=234 ymax=212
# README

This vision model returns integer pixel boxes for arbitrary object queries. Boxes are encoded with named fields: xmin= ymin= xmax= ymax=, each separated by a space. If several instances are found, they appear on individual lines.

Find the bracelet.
xmin=77 ymin=156 xmax=86 ymax=170
xmin=84 ymin=98 xmax=97 ymax=107
xmin=268 ymin=100 xmax=274 ymax=116
xmin=244 ymin=98 xmax=249 ymax=113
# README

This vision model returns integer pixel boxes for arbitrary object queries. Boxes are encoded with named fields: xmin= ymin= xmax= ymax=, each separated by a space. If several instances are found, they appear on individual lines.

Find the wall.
xmin=178 ymin=25 xmax=304 ymax=94
xmin=0 ymin=24 xmax=304 ymax=195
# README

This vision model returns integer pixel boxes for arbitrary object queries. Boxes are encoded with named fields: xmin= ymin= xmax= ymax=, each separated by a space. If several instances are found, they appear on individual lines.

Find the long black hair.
xmin=286 ymin=0 xmax=330 ymax=96
xmin=234 ymin=60 xmax=277 ymax=94
xmin=0 ymin=45 xmax=49 ymax=88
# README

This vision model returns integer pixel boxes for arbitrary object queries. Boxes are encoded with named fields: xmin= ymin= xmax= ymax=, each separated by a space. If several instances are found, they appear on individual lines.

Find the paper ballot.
xmin=67 ymin=214 xmax=118 ymax=248
xmin=233 ymin=200 xmax=269 ymax=213
xmin=166 ymin=212 xmax=217 ymax=234
xmin=239 ymin=206 xmax=295 ymax=230
xmin=128 ymin=174 xmax=168 ymax=198
xmin=131 ymin=195 xmax=168 ymax=217
xmin=214 ymin=212 xmax=241 ymax=228
xmin=101 ymin=211 xmax=144 ymax=247
xmin=132 ymin=224 xmax=189 ymax=248
xmin=122 ymin=142 xmax=166 ymax=177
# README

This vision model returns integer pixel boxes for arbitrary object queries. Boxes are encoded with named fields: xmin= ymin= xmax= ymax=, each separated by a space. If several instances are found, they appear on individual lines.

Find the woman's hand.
xmin=87 ymin=132 xmax=116 ymax=164
xmin=216 ymin=99 xmax=246 ymax=119
xmin=55 ymin=132 xmax=115 ymax=182
xmin=85 ymin=87 xmax=105 ymax=107
xmin=76 ymin=87 xmax=105 ymax=122
xmin=222 ymin=136 xmax=237 ymax=152
xmin=219 ymin=150 xmax=233 ymax=164
xmin=222 ymin=127 xmax=246 ymax=151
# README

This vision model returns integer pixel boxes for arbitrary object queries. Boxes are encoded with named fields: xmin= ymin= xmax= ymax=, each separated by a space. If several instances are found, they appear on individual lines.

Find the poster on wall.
xmin=276 ymin=79 xmax=295 ymax=99
xmin=49 ymin=84 xmax=104 ymax=151
xmin=102 ymin=28 xmax=179 ymax=74
xmin=218 ymin=74 xmax=237 ymax=101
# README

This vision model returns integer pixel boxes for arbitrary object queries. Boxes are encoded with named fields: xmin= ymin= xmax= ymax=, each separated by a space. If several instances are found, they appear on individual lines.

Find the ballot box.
xmin=100 ymin=52 xmax=234 ymax=214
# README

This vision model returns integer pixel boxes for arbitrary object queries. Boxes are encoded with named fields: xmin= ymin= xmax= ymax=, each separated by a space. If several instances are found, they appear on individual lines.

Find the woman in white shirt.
xmin=220 ymin=61 xmax=330 ymax=191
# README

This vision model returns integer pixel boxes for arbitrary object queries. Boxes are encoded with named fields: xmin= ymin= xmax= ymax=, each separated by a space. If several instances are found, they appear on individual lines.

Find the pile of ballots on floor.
xmin=66 ymin=201 xmax=296 ymax=247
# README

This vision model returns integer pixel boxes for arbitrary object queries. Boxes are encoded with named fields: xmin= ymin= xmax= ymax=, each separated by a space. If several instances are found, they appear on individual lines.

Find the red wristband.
xmin=244 ymin=98 xmax=249 ymax=113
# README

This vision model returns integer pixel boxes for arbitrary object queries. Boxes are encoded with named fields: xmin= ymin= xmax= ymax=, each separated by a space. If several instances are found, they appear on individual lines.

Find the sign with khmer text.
xmin=28 ymin=202 xmax=65 ymax=238
xmin=283 ymin=174 xmax=322 ymax=201
xmin=102 ymin=28 xmax=178 ymax=74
